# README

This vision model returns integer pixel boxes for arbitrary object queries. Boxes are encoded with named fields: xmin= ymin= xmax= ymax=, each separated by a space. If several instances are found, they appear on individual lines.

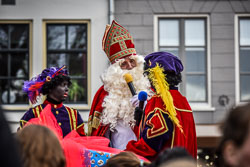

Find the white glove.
xmin=130 ymin=94 xmax=139 ymax=108
xmin=130 ymin=94 xmax=148 ymax=110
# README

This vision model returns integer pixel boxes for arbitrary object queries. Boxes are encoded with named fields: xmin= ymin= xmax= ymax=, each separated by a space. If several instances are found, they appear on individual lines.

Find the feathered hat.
xmin=102 ymin=20 xmax=137 ymax=64
xmin=23 ymin=65 xmax=68 ymax=104
xmin=144 ymin=52 xmax=184 ymax=133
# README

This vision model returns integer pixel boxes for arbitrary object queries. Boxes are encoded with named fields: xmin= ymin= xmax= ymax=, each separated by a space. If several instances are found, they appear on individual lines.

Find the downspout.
xmin=108 ymin=0 xmax=114 ymax=24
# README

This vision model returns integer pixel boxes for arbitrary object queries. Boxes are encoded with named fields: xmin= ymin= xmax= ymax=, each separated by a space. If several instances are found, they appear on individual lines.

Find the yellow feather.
xmin=147 ymin=63 xmax=183 ymax=133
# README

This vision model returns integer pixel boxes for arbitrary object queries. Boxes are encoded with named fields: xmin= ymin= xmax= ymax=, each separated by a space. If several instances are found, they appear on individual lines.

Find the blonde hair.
xmin=17 ymin=125 xmax=65 ymax=167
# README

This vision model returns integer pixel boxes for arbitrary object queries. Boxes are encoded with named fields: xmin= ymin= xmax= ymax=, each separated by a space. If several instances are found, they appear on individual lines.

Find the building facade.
xmin=113 ymin=0 xmax=250 ymax=162
xmin=114 ymin=0 xmax=249 ymax=134
xmin=1 ymin=0 xmax=250 ymax=157
xmin=0 ymin=0 xmax=112 ymax=131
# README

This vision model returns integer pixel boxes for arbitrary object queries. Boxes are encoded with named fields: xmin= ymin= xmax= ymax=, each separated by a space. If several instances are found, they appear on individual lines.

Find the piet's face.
xmin=49 ymin=80 xmax=69 ymax=102
xmin=119 ymin=57 xmax=137 ymax=70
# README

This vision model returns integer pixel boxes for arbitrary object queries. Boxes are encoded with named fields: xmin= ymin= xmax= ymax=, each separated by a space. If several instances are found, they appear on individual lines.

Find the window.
xmin=237 ymin=16 xmax=250 ymax=103
xmin=44 ymin=20 xmax=90 ymax=105
xmin=0 ymin=22 xmax=31 ymax=104
xmin=1 ymin=0 xmax=15 ymax=5
xmin=156 ymin=15 xmax=212 ymax=109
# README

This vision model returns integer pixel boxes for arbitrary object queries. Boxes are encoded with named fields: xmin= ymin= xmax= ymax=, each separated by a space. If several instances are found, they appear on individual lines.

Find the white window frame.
xmin=235 ymin=14 xmax=250 ymax=105
xmin=42 ymin=19 xmax=91 ymax=110
xmin=0 ymin=20 xmax=33 ymax=111
xmin=154 ymin=14 xmax=214 ymax=111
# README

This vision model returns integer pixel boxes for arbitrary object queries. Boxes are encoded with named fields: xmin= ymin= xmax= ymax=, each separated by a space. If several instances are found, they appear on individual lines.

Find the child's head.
xmin=103 ymin=151 xmax=150 ymax=167
xmin=17 ymin=124 xmax=65 ymax=167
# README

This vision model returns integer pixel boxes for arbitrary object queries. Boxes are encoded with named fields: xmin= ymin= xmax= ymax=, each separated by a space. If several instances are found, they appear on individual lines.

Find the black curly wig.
xmin=41 ymin=74 xmax=72 ymax=95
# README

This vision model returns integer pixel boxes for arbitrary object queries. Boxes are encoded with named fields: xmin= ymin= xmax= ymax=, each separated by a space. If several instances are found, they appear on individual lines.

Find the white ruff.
xmin=100 ymin=55 xmax=152 ymax=131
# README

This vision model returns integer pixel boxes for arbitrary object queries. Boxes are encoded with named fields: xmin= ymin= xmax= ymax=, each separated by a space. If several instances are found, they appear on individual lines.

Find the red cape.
xmin=126 ymin=90 xmax=197 ymax=160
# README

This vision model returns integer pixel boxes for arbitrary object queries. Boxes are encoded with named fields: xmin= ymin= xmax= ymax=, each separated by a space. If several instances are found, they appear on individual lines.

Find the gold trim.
xmin=171 ymin=123 xmax=175 ymax=148
xmin=66 ymin=107 xmax=77 ymax=130
xmin=71 ymin=109 xmax=77 ymax=130
xmin=146 ymin=108 xmax=169 ymax=139
xmin=87 ymin=115 xmax=93 ymax=136
xmin=20 ymin=120 xmax=28 ymax=127
xmin=110 ymin=48 xmax=136 ymax=62
xmin=20 ymin=120 xmax=28 ymax=123
xmin=32 ymin=105 xmax=41 ymax=117
xmin=65 ymin=107 xmax=73 ymax=130
xmin=92 ymin=112 xmax=101 ymax=129
xmin=32 ymin=108 xmax=36 ymax=117
xmin=94 ymin=111 xmax=102 ymax=118
xmin=36 ymin=105 xmax=41 ymax=117
xmin=77 ymin=123 xmax=84 ymax=129
xmin=175 ymin=107 xmax=192 ymax=112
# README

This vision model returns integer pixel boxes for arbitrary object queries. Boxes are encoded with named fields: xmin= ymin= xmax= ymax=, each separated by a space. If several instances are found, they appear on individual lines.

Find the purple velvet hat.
xmin=23 ymin=65 xmax=68 ymax=104
xmin=144 ymin=51 xmax=183 ymax=74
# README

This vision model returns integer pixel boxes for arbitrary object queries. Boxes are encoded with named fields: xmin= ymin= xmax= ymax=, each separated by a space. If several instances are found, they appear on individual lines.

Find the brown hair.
xmin=17 ymin=124 xmax=65 ymax=167
xmin=103 ymin=151 xmax=150 ymax=167
xmin=216 ymin=102 xmax=250 ymax=167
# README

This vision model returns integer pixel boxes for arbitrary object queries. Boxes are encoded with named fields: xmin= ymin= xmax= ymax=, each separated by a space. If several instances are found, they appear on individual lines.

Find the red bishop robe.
xmin=88 ymin=85 xmax=109 ymax=136
xmin=125 ymin=89 xmax=197 ymax=161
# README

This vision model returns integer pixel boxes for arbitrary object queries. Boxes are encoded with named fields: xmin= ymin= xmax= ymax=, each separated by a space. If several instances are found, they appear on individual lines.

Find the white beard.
xmin=100 ymin=55 xmax=152 ymax=131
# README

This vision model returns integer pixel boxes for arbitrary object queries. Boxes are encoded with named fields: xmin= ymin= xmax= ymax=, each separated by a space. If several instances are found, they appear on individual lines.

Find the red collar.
xmin=43 ymin=100 xmax=63 ymax=109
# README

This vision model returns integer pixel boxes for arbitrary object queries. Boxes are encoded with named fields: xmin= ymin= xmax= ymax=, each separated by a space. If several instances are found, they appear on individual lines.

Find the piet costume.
xmin=20 ymin=66 xmax=85 ymax=137
xmin=87 ymin=20 xmax=151 ymax=150
xmin=24 ymin=104 xmax=148 ymax=167
xmin=126 ymin=52 xmax=197 ymax=160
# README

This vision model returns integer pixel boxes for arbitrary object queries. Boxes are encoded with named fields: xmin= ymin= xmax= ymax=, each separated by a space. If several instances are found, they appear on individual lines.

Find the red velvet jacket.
xmin=126 ymin=89 xmax=197 ymax=160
